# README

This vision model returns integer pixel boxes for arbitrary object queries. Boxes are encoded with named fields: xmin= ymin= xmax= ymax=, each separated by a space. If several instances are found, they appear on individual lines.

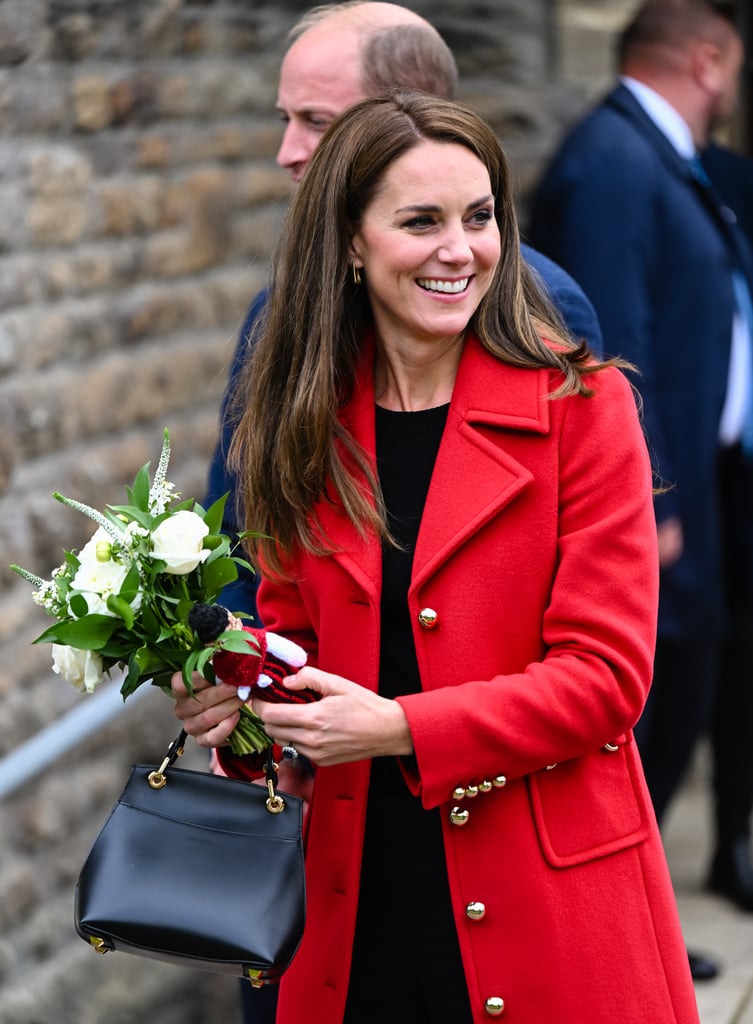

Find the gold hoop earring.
xmin=352 ymin=264 xmax=362 ymax=285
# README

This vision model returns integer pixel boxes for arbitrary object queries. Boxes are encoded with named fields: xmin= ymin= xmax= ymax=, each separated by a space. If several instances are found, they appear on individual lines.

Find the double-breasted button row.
xmin=451 ymin=776 xmax=506 ymax=802
xmin=449 ymin=776 xmax=507 ymax=826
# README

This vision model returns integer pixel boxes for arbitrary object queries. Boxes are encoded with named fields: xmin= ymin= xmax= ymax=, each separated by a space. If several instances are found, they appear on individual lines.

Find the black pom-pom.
xmin=188 ymin=603 xmax=230 ymax=643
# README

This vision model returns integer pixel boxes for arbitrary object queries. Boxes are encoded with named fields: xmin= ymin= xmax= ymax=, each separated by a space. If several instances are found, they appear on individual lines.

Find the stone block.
xmin=25 ymin=146 xmax=93 ymax=197
xmin=26 ymin=196 xmax=89 ymax=247
xmin=230 ymin=205 xmax=289 ymax=261
xmin=135 ymin=131 xmax=171 ymax=169
xmin=0 ymin=254 xmax=34 ymax=312
xmin=0 ymin=863 xmax=38 ymax=933
xmin=0 ymin=184 xmax=26 ymax=252
xmin=51 ymin=12 xmax=97 ymax=62
xmin=109 ymin=71 xmax=159 ymax=126
xmin=72 ymin=74 xmax=112 ymax=132
xmin=237 ymin=159 xmax=291 ymax=204
xmin=6 ymin=66 xmax=70 ymax=134
xmin=0 ymin=0 xmax=47 ymax=67
xmin=42 ymin=243 xmax=139 ymax=300
xmin=96 ymin=176 xmax=165 ymax=237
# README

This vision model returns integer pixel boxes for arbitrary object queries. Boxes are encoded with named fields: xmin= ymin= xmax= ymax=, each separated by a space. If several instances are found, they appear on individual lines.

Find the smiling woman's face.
xmin=349 ymin=140 xmax=501 ymax=351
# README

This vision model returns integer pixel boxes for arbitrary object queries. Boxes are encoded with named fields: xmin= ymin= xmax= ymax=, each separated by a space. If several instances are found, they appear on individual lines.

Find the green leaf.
xmin=125 ymin=463 xmax=151 ymax=513
xmin=68 ymin=593 xmax=89 ymax=618
xmin=194 ymin=647 xmax=216 ymax=677
xmin=33 ymin=614 xmax=120 ymax=650
xmin=118 ymin=562 xmax=142 ymax=603
xmin=106 ymin=504 xmax=152 ymax=530
xmin=201 ymin=556 xmax=239 ymax=595
xmin=201 ymin=494 xmax=229 ymax=535
xmin=106 ymin=594 xmax=135 ymax=629
xmin=121 ymin=655 xmax=143 ymax=698
xmin=217 ymin=629 xmax=261 ymax=656
xmin=134 ymin=645 xmax=165 ymax=672
xmin=231 ymin=555 xmax=255 ymax=578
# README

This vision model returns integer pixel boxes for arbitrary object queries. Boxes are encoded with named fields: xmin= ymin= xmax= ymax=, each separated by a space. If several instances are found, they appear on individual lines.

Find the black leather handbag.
xmin=74 ymin=731 xmax=306 ymax=988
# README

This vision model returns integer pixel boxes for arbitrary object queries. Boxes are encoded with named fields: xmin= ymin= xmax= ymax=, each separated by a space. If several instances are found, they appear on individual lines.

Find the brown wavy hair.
xmin=229 ymin=90 xmax=608 ymax=576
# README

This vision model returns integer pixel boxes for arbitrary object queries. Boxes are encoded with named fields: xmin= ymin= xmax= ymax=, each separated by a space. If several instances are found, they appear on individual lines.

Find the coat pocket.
xmin=527 ymin=739 xmax=651 ymax=867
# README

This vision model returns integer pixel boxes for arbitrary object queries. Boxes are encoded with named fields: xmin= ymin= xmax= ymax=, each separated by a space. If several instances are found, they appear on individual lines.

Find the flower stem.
xmin=227 ymin=704 xmax=272 ymax=755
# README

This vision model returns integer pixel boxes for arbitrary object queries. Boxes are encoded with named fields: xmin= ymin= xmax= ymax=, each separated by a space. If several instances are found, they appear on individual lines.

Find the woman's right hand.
xmin=171 ymin=671 xmax=243 ymax=748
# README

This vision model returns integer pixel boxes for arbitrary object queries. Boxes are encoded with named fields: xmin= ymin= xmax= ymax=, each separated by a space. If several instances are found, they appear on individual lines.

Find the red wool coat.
xmin=224 ymin=335 xmax=699 ymax=1024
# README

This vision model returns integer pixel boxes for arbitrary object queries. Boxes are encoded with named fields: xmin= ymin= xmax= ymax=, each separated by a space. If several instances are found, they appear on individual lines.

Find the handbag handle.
xmin=147 ymin=729 xmax=286 ymax=814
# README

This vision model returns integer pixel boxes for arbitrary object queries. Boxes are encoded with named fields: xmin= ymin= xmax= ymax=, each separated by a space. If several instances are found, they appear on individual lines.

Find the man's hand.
xmin=657 ymin=516 xmax=683 ymax=568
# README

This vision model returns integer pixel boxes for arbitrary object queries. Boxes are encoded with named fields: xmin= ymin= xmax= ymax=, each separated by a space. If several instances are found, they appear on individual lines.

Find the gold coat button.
xmin=479 ymin=780 xmax=493 ymax=793
xmin=449 ymin=806 xmax=470 ymax=826
xmin=418 ymin=607 xmax=439 ymax=629
xmin=484 ymin=996 xmax=505 ymax=1016
xmin=465 ymin=901 xmax=486 ymax=921
xmin=453 ymin=786 xmax=467 ymax=801
xmin=492 ymin=775 xmax=507 ymax=788
xmin=465 ymin=784 xmax=479 ymax=799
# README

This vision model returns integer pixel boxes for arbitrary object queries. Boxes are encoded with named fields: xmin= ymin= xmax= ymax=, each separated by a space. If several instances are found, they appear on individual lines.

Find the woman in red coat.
xmin=173 ymin=91 xmax=699 ymax=1023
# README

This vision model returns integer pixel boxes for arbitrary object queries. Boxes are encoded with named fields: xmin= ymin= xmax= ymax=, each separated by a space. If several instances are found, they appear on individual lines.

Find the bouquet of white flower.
xmin=11 ymin=430 xmax=271 ymax=754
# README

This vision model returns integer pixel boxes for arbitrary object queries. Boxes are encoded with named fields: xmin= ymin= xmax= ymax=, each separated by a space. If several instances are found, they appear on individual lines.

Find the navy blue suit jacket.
xmin=206 ymin=245 xmax=604 ymax=617
xmin=528 ymin=84 xmax=753 ymax=637
xmin=703 ymin=142 xmax=753 ymax=244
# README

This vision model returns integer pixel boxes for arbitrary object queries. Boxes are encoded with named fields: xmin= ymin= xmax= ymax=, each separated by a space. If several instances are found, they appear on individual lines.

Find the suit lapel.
xmin=608 ymin=84 xmax=753 ymax=289
xmin=607 ymin=85 xmax=692 ymax=184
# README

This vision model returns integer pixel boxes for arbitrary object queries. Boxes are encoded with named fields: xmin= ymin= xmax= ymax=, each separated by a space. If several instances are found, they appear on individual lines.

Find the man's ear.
xmin=691 ymin=39 xmax=725 ymax=96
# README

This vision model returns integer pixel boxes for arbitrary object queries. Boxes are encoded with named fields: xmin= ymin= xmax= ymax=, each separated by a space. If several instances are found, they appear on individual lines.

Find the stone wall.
xmin=0 ymin=1 xmax=644 ymax=1021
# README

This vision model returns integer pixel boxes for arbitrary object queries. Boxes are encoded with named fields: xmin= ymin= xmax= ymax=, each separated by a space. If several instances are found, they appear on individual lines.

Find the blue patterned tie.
xmin=688 ymin=154 xmax=753 ymax=456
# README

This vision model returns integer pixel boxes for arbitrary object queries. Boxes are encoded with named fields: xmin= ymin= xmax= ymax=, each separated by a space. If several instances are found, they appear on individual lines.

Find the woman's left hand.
xmin=251 ymin=666 xmax=413 ymax=766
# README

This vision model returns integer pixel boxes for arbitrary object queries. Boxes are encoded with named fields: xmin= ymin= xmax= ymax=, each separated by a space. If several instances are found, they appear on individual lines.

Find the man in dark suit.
xmin=207 ymin=0 xmax=605 ymax=622
xmin=528 ymin=0 xmax=753 ymax=979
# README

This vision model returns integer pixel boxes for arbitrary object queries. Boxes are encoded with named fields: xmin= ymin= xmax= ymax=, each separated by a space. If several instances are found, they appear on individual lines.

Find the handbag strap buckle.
xmin=264 ymin=748 xmax=285 ymax=814
xmin=147 ymin=729 xmax=187 ymax=789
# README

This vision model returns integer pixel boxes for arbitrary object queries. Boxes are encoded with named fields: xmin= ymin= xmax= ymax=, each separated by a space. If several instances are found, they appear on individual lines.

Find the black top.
xmin=376 ymin=402 xmax=449 ymax=700
xmin=370 ymin=402 xmax=448 ymax=797
xmin=346 ymin=401 xmax=472 ymax=1021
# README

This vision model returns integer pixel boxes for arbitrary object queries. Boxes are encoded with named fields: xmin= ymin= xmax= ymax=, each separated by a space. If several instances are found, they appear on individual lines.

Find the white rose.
xmin=150 ymin=510 xmax=210 ymax=575
xmin=71 ymin=527 xmax=132 ymax=616
xmin=52 ymin=644 xmax=106 ymax=693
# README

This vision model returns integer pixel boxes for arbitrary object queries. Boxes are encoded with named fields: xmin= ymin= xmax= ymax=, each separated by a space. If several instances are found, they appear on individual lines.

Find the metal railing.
xmin=0 ymin=675 xmax=149 ymax=801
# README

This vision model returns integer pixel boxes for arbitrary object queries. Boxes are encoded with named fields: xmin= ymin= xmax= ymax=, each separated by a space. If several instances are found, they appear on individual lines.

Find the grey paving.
xmin=663 ymin=747 xmax=753 ymax=1023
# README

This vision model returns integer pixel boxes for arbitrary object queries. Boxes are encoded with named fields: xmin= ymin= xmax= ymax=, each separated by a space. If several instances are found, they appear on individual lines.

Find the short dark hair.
xmin=618 ymin=0 xmax=740 ymax=66
xmin=360 ymin=24 xmax=458 ymax=99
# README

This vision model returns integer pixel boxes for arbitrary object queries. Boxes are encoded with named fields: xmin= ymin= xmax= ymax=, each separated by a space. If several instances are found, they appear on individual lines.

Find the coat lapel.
xmin=412 ymin=336 xmax=551 ymax=587
xmin=314 ymin=333 xmax=552 ymax=598
xmin=313 ymin=336 xmax=382 ymax=602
